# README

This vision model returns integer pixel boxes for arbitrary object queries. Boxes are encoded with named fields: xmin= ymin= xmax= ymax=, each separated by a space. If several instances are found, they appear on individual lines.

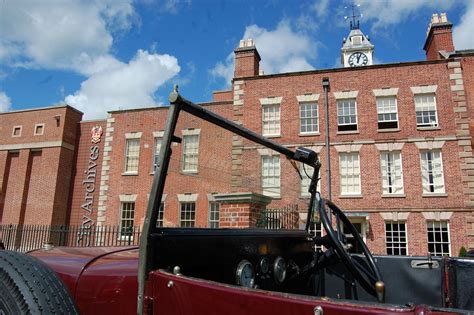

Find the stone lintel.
xmin=214 ymin=192 xmax=272 ymax=206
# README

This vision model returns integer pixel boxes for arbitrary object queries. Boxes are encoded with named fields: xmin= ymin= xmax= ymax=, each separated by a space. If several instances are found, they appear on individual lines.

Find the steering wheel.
xmin=318 ymin=198 xmax=383 ymax=298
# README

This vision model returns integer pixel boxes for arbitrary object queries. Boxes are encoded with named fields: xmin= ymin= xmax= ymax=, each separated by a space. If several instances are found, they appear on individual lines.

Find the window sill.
xmin=382 ymin=194 xmax=406 ymax=198
xmin=264 ymin=134 xmax=281 ymax=138
xmin=339 ymin=194 xmax=363 ymax=199
xmin=337 ymin=130 xmax=359 ymax=135
xmin=299 ymin=132 xmax=320 ymax=137
xmin=417 ymin=126 xmax=440 ymax=131
xmin=122 ymin=172 xmax=138 ymax=176
xmin=181 ymin=170 xmax=198 ymax=175
xmin=422 ymin=193 xmax=447 ymax=197
xmin=378 ymin=128 xmax=400 ymax=133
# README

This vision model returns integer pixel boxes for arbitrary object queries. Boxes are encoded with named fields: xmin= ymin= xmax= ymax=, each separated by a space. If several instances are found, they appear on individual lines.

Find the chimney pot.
xmin=440 ymin=12 xmax=447 ymax=23
xmin=239 ymin=40 xmax=245 ymax=48
xmin=247 ymin=39 xmax=254 ymax=47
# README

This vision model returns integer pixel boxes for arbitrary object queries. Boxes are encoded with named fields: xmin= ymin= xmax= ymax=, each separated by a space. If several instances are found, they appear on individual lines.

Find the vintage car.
xmin=0 ymin=88 xmax=473 ymax=314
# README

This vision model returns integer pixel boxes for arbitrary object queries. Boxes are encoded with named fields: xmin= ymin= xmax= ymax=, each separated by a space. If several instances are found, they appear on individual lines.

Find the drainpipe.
xmin=322 ymin=77 xmax=331 ymax=224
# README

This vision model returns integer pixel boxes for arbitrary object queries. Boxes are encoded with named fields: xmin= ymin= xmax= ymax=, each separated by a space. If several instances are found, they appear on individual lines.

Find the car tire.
xmin=0 ymin=250 xmax=79 ymax=314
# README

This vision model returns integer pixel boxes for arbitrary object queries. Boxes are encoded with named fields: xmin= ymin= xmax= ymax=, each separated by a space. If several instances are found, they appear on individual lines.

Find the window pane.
xmin=385 ymin=221 xmax=408 ymax=255
xmin=337 ymin=99 xmax=357 ymax=132
xmin=262 ymin=104 xmax=281 ymax=136
xmin=182 ymin=134 xmax=199 ymax=172
xmin=415 ymin=93 xmax=438 ymax=127
xmin=262 ymin=155 xmax=281 ymax=197
xmin=339 ymin=153 xmax=360 ymax=194
xmin=299 ymin=102 xmax=318 ymax=133
xmin=427 ymin=221 xmax=450 ymax=256
xmin=125 ymin=139 xmax=140 ymax=172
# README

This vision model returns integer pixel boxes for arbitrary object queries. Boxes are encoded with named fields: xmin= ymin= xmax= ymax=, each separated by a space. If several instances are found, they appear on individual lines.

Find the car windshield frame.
xmin=136 ymin=87 xmax=321 ymax=313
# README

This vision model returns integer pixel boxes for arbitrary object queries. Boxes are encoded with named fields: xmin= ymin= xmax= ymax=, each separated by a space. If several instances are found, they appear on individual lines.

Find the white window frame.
xmin=262 ymin=103 xmax=281 ymax=137
xmin=124 ymin=138 xmax=140 ymax=174
xmin=414 ymin=93 xmax=438 ymax=128
xmin=427 ymin=221 xmax=451 ymax=256
xmin=385 ymin=221 xmax=408 ymax=255
xmin=420 ymin=150 xmax=445 ymax=194
xmin=182 ymin=130 xmax=200 ymax=173
xmin=119 ymin=201 xmax=135 ymax=240
xmin=34 ymin=123 xmax=45 ymax=136
xmin=299 ymin=102 xmax=318 ymax=134
xmin=339 ymin=152 xmax=361 ymax=195
xmin=179 ymin=202 xmax=196 ymax=228
xmin=152 ymin=131 xmax=164 ymax=173
xmin=156 ymin=202 xmax=165 ymax=227
xmin=208 ymin=201 xmax=220 ymax=228
xmin=300 ymin=163 xmax=320 ymax=197
xmin=337 ymin=99 xmax=358 ymax=132
xmin=380 ymin=151 xmax=404 ymax=195
xmin=261 ymin=155 xmax=281 ymax=198
xmin=12 ymin=125 xmax=22 ymax=137
xmin=376 ymin=96 xmax=398 ymax=130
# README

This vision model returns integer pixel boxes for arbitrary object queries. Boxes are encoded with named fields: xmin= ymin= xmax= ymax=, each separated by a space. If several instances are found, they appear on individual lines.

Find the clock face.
xmin=348 ymin=52 xmax=368 ymax=67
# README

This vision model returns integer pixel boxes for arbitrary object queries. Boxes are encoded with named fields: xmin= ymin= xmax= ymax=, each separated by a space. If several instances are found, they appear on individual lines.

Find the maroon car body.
xmin=29 ymin=246 xmax=461 ymax=315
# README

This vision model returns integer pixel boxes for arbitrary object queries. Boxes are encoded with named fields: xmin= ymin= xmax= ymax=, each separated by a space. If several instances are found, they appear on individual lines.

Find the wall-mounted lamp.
xmin=54 ymin=114 xmax=61 ymax=126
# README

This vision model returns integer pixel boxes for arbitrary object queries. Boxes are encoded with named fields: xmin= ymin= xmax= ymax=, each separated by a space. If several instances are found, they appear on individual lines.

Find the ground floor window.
xmin=120 ymin=202 xmax=135 ymax=238
xmin=209 ymin=202 xmax=219 ymax=228
xmin=156 ymin=202 xmax=165 ymax=227
xmin=385 ymin=221 xmax=408 ymax=255
xmin=341 ymin=219 xmax=366 ymax=254
xmin=427 ymin=221 xmax=450 ymax=256
xmin=180 ymin=202 xmax=196 ymax=227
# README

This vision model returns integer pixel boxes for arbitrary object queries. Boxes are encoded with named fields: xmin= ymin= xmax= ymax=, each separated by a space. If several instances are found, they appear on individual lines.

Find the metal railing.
xmin=0 ymin=224 xmax=141 ymax=253
xmin=256 ymin=204 xmax=299 ymax=229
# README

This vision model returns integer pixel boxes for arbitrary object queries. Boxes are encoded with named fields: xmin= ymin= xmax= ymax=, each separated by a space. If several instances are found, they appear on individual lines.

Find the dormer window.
xmin=352 ymin=35 xmax=362 ymax=45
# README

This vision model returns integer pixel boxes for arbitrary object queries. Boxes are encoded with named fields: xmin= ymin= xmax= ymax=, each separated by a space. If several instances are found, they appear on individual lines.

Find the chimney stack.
xmin=234 ymin=38 xmax=261 ymax=78
xmin=423 ymin=12 xmax=454 ymax=61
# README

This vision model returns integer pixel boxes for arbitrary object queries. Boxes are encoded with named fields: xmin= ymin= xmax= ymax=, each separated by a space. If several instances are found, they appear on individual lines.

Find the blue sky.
xmin=1 ymin=0 xmax=473 ymax=119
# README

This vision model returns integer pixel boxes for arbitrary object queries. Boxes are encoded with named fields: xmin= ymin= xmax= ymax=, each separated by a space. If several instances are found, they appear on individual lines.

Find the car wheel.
xmin=0 ymin=250 xmax=79 ymax=314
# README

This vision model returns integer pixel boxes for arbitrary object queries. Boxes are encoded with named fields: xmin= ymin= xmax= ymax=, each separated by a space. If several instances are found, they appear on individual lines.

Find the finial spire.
xmin=344 ymin=3 xmax=362 ymax=30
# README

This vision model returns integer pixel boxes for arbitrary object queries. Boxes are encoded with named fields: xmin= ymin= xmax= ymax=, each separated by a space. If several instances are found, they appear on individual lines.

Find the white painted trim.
xmin=414 ymin=141 xmax=445 ymax=150
xmin=34 ymin=123 xmax=45 ymax=136
xmin=177 ymin=193 xmax=198 ymax=202
xmin=422 ymin=211 xmax=453 ymax=221
xmin=380 ymin=212 xmax=410 ymax=221
xmin=12 ymin=125 xmax=22 ymax=137
xmin=0 ymin=141 xmax=75 ymax=151
xmin=259 ymin=96 xmax=283 ymax=105
xmin=296 ymin=94 xmax=320 ymax=102
xmin=119 ymin=194 xmax=137 ymax=202
xmin=410 ymin=85 xmax=437 ymax=94
xmin=334 ymin=144 xmax=363 ymax=153
xmin=373 ymin=88 xmax=399 ymax=97
xmin=375 ymin=143 xmax=405 ymax=151
xmin=182 ymin=128 xmax=201 ymax=136
xmin=257 ymin=148 xmax=279 ymax=156
xmin=333 ymin=90 xmax=358 ymax=99
xmin=153 ymin=131 xmax=165 ymax=137
xmin=125 ymin=132 xmax=143 ymax=139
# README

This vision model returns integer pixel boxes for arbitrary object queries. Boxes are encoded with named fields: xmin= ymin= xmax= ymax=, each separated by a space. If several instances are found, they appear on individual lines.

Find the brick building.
xmin=1 ymin=13 xmax=474 ymax=256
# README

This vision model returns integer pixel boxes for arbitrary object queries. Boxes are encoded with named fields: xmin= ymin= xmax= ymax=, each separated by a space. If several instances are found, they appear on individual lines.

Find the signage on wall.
xmin=77 ymin=125 xmax=103 ymax=245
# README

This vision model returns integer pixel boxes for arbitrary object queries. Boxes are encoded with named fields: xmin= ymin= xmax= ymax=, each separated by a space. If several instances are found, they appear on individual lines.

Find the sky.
xmin=0 ymin=0 xmax=473 ymax=120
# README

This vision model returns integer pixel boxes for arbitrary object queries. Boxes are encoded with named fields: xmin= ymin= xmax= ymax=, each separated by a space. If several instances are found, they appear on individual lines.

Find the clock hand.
xmin=357 ymin=54 xmax=361 ymax=63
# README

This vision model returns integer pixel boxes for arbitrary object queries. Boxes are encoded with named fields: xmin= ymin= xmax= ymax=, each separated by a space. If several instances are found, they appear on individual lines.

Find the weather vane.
xmin=344 ymin=3 xmax=363 ymax=30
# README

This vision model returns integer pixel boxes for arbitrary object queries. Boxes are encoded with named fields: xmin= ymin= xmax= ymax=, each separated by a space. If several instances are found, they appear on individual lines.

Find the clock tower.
xmin=341 ymin=22 xmax=374 ymax=68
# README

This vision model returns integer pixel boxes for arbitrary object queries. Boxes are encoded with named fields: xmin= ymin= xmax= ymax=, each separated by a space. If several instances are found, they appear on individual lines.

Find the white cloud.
xmin=0 ymin=92 xmax=11 ymax=112
xmin=210 ymin=20 xmax=316 ymax=86
xmin=0 ymin=0 xmax=135 ymax=73
xmin=357 ymin=0 xmax=455 ymax=29
xmin=0 ymin=0 xmax=181 ymax=119
xmin=453 ymin=1 xmax=474 ymax=50
xmin=65 ymin=50 xmax=180 ymax=119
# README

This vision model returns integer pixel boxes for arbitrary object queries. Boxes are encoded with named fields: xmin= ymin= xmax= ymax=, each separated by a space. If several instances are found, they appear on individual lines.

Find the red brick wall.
xmin=103 ymin=104 xmax=233 ymax=228
xmin=213 ymin=91 xmax=232 ymax=102
xmin=68 ymin=121 xmax=106 ymax=226
xmin=0 ymin=106 xmax=82 ymax=225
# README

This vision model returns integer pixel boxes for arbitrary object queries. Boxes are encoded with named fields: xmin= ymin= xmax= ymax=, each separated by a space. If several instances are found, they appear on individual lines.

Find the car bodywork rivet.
xmin=314 ymin=306 xmax=323 ymax=315
xmin=167 ymin=281 xmax=174 ymax=289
